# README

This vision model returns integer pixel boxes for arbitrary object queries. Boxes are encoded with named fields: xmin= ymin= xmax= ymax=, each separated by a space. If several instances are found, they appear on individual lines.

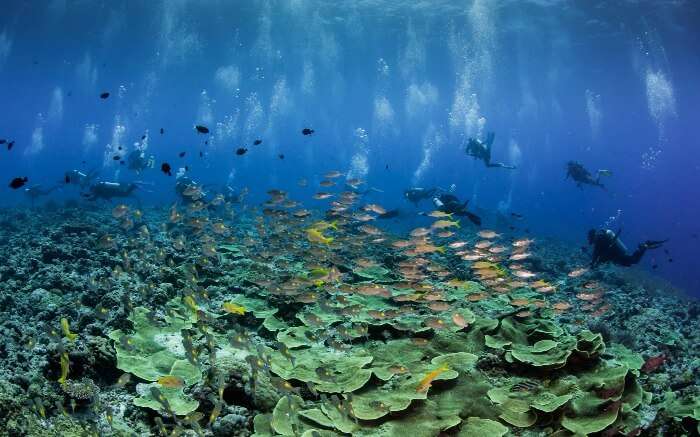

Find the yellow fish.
xmin=58 ymin=351 xmax=70 ymax=384
xmin=157 ymin=375 xmax=185 ymax=388
xmin=431 ymin=219 xmax=460 ymax=229
xmin=306 ymin=228 xmax=333 ymax=245
xmin=183 ymin=295 xmax=198 ymax=313
xmin=222 ymin=302 xmax=246 ymax=315
xmin=427 ymin=210 xmax=453 ymax=218
xmin=310 ymin=220 xmax=338 ymax=231
xmin=416 ymin=364 xmax=450 ymax=393
xmin=60 ymin=318 xmax=78 ymax=342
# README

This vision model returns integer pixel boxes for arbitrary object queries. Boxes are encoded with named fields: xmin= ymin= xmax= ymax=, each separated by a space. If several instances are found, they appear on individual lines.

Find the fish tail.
xmin=330 ymin=221 xmax=338 ymax=230
xmin=455 ymin=220 xmax=460 ymax=228
xmin=437 ymin=246 xmax=445 ymax=254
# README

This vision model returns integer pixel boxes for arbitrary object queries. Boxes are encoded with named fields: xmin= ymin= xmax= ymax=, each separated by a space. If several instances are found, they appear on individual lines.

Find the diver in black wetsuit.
xmin=126 ymin=150 xmax=155 ymax=173
xmin=405 ymin=187 xmax=437 ymax=206
xmin=24 ymin=184 xmax=60 ymax=206
xmin=432 ymin=193 xmax=482 ymax=226
xmin=466 ymin=132 xmax=516 ymax=169
xmin=84 ymin=181 xmax=139 ymax=201
xmin=588 ymin=229 xmax=667 ymax=267
xmin=566 ymin=161 xmax=610 ymax=189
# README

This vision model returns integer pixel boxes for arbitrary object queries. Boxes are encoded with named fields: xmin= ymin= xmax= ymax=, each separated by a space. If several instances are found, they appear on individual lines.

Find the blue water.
xmin=1 ymin=1 xmax=698 ymax=293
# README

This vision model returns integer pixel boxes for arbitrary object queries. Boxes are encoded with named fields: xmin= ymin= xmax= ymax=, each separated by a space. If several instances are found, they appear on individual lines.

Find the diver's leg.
xmin=487 ymin=162 xmax=517 ymax=170
xmin=620 ymin=246 xmax=647 ymax=266
xmin=466 ymin=211 xmax=482 ymax=226
xmin=644 ymin=239 xmax=668 ymax=249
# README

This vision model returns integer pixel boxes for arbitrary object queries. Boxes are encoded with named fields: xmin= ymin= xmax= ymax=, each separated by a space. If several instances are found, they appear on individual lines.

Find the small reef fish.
xmin=183 ymin=295 xmax=199 ymax=314
xmin=431 ymin=219 xmax=460 ymax=229
xmin=474 ymin=240 xmax=493 ymax=249
xmin=410 ymin=227 xmax=431 ymax=237
xmin=311 ymin=220 xmax=338 ymax=231
xmin=229 ymin=330 xmax=251 ymax=349
xmin=209 ymin=400 xmax=223 ymax=426
xmin=568 ymin=267 xmax=589 ymax=278
xmin=324 ymin=170 xmax=343 ymax=179
xmin=307 ymin=228 xmax=333 ymax=245
xmin=115 ymin=373 xmax=131 ymax=388
xmin=58 ymin=351 xmax=70 ymax=384
xmin=513 ymin=238 xmax=534 ymax=247
xmin=112 ymin=204 xmax=129 ymax=218
xmin=416 ymin=364 xmax=450 ymax=392
xmin=478 ymin=230 xmax=501 ymax=239
xmin=60 ymin=318 xmax=78 ymax=342
xmin=9 ymin=177 xmax=29 ymax=189
xmin=513 ymin=270 xmax=536 ymax=279
xmin=275 ymin=342 xmax=296 ymax=366
xmin=641 ymin=354 xmax=667 ymax=373
xmin=364 ymin=203 xmax=387 ymax=215
xmin=270 ymin=376 xmax=300 ymax=395
xmin=222 ymin=302 xmax=246 ymax=315
xmin=150 ymin=387 xmax=176 ymax=418
xmin=97 ymin=234 xmax=116 ymax=249
xmin=451 ymin=312 xmax=469 ymax=329
xmin=157 ymin=375 xmax=185 ymax=388
xmin=427 ymin=210 xmax=452 ymax=218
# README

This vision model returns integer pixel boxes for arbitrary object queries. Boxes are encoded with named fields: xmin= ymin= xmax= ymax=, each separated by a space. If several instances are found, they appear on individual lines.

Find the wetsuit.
xmin=405 ymin=188 xmax=437 ymax=205
xmin=466 ymin=132 xmax=516 ymax=169
xmin=589 ymin=229 xmax=666 ymax=267
xmin=432 ymin=194 xmax=482 ymax=226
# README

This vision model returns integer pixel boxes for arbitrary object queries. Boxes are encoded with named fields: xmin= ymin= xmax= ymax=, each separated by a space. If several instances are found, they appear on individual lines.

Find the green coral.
xmin=458 ymin=417 xmax=508 ymax=437
xmin=659 ymin=392 xmax=700 ymax=433
xmin=269 ymin=345 xmax=374 ymax=393
xmin=133 ymin=382 xmax=199 ymax=416
xmin=107 ymin=307 xmax=201 ymax=385
xmin=560 ymin=363 xmax=650 ymax=435
xmin=573 ymin=330 xmax=606 ymax=361
xmin=108 ymin=305 xmax=203 ymax=415
xmin=353 ymin=266 xmax=392 ymax=281
xmin=225 ymin=294 xmax=278 ymax=319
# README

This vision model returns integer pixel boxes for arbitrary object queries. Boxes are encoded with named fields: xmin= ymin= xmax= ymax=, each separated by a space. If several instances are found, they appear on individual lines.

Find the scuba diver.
xmin=64 ymin=169 xmax=99 ymax=188
xmin=24 ymin=184 xmax=60 ymax=206
xmin=127 ymin=150 xmax=155 ymax=173
xmin=404 ymin=187 xmax=437 ymax=206
xmin=84 ymin=181 xmax=139 ymax=201
xmin=588 ymin=229 xmax=667 ymax=267
xmin=466 ymin=132 xmax=516 ymax=169
xmin=223 ymin=185 xmax=249 ymax=204
xmin=432 ymin=193 xmax=482 ymax=226
xmin=566 ymin=161 xmax=611 ymax=189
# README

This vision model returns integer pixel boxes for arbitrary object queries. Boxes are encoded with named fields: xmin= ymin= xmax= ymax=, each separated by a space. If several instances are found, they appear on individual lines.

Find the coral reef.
xmin=0 ymin=204 xmax=697 ymax=436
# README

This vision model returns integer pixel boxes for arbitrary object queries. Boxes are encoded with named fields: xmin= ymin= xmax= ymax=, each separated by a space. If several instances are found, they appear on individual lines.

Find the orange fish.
xmin=157 ymin=375 xmax=185 ymax=388
xmin=568 ymin=267 xmax=589 ymax=278
xmin=451 ymin=312 xmax=469 ymax=328
xmin=416 ymin=364 xmax=450 ymax=392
